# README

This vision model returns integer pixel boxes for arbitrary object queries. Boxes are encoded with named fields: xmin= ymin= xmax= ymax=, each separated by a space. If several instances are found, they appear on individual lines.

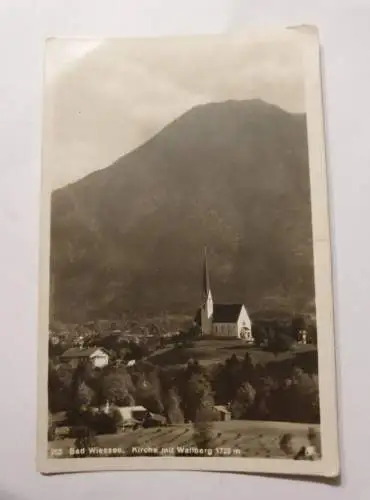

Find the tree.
xmin=269 ymin=368 xmax=320 ymax=423
xmin=279 ymin=433 xmax=294 ymax=456
xmin=110 ymin=406 xmax=124 ymax=431
xmin=193 ymin=405 xmax=217 ymax=449
xmin=230 ymin=382 xmax=256 ymax=419
xmin=100 ymin=372 xmax=134 ymax=405
xmin=48 ymin=411 xmax=55 ymax=441
xmin=195 ymin=405 xmax=220 ymax=423
xmin=185 ymin=359 xmax=203 ymax=376
xmin=253 ymin=375 xmax=277 ymax=420
xmin=213 ymin=354 xmax=243 ymax=404
xmin=94 ymin=406 xmax=124 ymax=434
xmin=134 ymin=370 xmax=164 ymax=414
xmin=128 ymin=341 xmax=149 ymax=360
xmin=307 ymin=426 xmax=321 ymax=456
xmin=74 ymin=381 xmax=94 ymax=409
xmin=149 ymin=323 xmax=161 ymax=336
xmin=268 ymin=332 xmax=294 ymax=354
xmin=187 ymin=324 xmax=201 ymax=339
xmin=73 ymin=427 xmax=98 ymax=456
xmin=291 ymin=371 xmax=320 ymax=422
xmin=48 ymin=339 xmax=65 ymax=357
xmin=48 ymin=362 xmax=74 ymax=412
xmin=242 ymin=352 xmax=254 ymax=382
xmin=193 ymin=420 xmax=214 ymax=449
xmin=165 ymin=389 xmax=184 ymax=424
xmin=251 ymin=323 xmax=268 ymax=347
xmin=307 ymin=324 xmax=318 ymax=345
xmin=182 ymin=373 xmax=214 ymax=422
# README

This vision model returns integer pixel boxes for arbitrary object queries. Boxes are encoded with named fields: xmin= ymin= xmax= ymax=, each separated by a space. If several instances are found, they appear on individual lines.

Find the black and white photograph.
xmin=37 ymin=28 xmax=339 ymax=476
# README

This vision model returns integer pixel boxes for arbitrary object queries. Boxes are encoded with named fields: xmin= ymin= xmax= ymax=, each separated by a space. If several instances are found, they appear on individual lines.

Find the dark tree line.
xmin=49 ymin=345 xmax=319 ymax=437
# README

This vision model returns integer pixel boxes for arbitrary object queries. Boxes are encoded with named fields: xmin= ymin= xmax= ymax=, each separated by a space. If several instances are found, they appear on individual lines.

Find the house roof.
xmin=147 ymin=414 xmax=166 ymax=423
xmin=214 ymin=405 xmax=231 ymax=414
xmin=116 ymin=405 xmax=148 ymax=420
xmin=61 ymin=347 xmax=108 ymax=359
xmin=194 ymin=304 xmax=244 ymax=324
xmin=52 ymin=411 xmax=67 ymax=424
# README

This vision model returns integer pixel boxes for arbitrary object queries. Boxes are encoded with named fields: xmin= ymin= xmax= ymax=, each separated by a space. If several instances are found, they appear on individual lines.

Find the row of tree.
xmin=49 ymin=348 xmax=320 ymax=432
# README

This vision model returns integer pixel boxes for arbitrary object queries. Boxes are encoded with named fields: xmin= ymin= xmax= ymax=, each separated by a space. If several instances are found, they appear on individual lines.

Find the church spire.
xmin=201 ymin=246 xmax=213 ymax=333
xmin=202 ymin=246 xmax=211 ymax=303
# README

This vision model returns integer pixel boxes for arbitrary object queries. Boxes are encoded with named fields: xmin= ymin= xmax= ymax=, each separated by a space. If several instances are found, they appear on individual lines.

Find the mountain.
xmin=50 ymin=99 xmax=315 ymax=323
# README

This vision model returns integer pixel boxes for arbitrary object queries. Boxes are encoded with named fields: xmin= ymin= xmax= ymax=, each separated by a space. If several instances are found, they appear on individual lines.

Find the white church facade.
xmin=194 ymin=249 xmax=254 ymax=342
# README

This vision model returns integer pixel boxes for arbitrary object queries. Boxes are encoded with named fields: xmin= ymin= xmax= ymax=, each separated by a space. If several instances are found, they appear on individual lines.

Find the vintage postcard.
xmin=37 ymin=27 xmax=340 ymax=477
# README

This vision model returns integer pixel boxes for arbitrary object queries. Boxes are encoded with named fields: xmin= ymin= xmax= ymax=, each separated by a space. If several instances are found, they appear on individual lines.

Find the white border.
xmin=36 ymin=26 xmax=339 ymax=477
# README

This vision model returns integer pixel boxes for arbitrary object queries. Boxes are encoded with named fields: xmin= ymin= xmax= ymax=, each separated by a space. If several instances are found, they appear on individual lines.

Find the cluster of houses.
xmin=52 ymin=402 xmax=232 ymax=440
xmin=58 ymin=346 xmax=141 ymax=369
xmin=49 ymin=248 xmax=316 ymax=443
xmin=59 ymin=346 xmax=111 ymax=369
xmin=50 ymin=329 xmax=148 ymax=348
xmin=50 ymin=248 xmax=315 ymax=363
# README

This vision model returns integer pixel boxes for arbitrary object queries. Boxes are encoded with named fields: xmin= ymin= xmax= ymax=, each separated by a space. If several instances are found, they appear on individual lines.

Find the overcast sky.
xmin=43 ymin=32 xmax=305 ymax=189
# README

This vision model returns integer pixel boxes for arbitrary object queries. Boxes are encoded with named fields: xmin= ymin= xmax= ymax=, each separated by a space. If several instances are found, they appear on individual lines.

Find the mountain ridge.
xmin=50 ymin=99 xmax=315 ymax=323
xmin=53 ymin=99 xmax=304 ymax=193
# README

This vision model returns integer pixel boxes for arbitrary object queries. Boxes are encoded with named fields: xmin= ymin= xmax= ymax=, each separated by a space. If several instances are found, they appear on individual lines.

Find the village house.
xmin=213 ymin=405 xmax=232 ymax=421
xmin=115 ymin=405 xmax=149 ymax=424
xmin=49 ymin=334 xmax=61 ymax=346
xmin=297 ymin=329 xmax=308 ymax=344
xmin=104 ymin=404 xmax=166 ymax=429
xmin=194 ymin=249 xmax=254 ymax=342
xmin=60 ymin=347 xmax=110 ymax=369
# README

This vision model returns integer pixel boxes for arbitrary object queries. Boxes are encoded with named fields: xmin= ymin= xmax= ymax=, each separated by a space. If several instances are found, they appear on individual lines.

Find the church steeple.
xmin=202 ymin=246 xmax=211 ymax=304
xmin=201 ymin=246 xmax=213 ymax=334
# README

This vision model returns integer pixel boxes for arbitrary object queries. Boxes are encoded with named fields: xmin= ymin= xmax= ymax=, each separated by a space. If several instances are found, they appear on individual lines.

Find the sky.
xmin=43 ymin=32 xmax=305 ymax=189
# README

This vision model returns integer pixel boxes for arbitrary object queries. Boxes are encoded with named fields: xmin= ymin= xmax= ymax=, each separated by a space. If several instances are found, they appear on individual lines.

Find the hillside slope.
xmin=50 ymin=99 xmax=314 ymax=322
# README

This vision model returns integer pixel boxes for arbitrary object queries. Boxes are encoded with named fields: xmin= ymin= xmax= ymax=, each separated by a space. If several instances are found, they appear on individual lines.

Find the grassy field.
xmin=49 ymin=420 xmax=320 ymax=460
xmin=147 ymin=338 xmax=317 ymax=368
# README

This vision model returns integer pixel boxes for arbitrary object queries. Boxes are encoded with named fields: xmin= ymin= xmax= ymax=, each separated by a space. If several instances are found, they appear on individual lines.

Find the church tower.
xmin=200 ymin=247 xmax=213 ymax=335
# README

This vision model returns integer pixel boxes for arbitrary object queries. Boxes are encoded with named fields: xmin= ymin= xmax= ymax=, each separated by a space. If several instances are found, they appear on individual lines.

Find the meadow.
xmin=147 ymin=338 xmax=317 ymax=367
xmin=49 ymin=420 xmax=320 ymax=460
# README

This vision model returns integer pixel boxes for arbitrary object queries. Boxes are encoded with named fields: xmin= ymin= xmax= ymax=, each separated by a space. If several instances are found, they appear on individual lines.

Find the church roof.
xmin=194 ymin=304 xmax=244 ymax=325
xmin=213 ymin=304 xmax=243 ymax=323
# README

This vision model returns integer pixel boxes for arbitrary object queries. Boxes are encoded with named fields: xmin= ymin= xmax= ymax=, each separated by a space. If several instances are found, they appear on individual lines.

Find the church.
xmin=194 ymin=249 xmax=254 ymax=342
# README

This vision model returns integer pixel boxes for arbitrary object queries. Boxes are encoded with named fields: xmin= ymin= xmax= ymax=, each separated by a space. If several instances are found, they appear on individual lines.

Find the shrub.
xmin=230 ymin=382 xmax=256 ymax=419
xmin=48 ymin=412 xmax=55 ymax=441
xmin=279 ymin=433 xmax=294 ymax=456
xmin=193 ymin=420 xmax=214 ymax=449
xmin=269 ymin=333 xmax=294 ymax=353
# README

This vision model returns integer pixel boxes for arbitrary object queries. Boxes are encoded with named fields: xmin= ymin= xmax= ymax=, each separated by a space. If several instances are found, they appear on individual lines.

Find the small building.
xmin=297 ymin=329 xmax=308 ymax=345
xmin=60 ymin=347 xmax=110 ymax=369
xmin=213 ymin=405 xmax=232 ymax=421
xmin=116 ymin=405 xmax=150 ymax=427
